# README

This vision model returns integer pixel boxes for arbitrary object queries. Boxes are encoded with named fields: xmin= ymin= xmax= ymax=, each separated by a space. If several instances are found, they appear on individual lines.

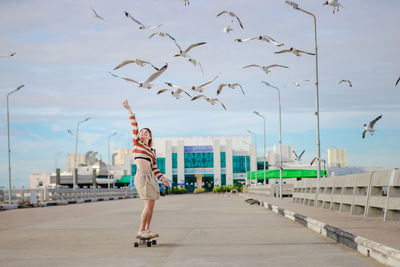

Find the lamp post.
xmin=55 ymin=151 xmax=63 ymax=170
xmin=73 ymin=117 xmax=91 ymax=189
xmin=108 ymin=132 xmax=117 ymax=189
xmin=246 ymin=129 xmax=257 ymax=185
xmin=286 ymin=0 xmax=322 ymax=204
xmin=261 ymin=81 xmax=283 ymax=199
xmin=7 ymin=84 xmax=24 ymax=204
xmin=253 ymin=111 xmax=266 ymax=185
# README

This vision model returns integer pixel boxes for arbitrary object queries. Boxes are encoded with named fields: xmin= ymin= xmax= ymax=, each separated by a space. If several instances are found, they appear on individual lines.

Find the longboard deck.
xmin=134 ymin=236 xmax=157 ymax=247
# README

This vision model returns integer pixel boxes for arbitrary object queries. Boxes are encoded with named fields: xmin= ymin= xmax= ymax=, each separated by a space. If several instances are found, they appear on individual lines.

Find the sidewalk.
xmin=0 ymin=193 xmax=381 ymax=267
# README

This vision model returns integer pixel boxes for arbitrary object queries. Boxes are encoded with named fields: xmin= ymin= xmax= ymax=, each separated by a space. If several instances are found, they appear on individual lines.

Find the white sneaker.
xmin=146 ymin=231 xmax=159 ymax=238
xmin=137 ymin=231 xmax=152 ymax=238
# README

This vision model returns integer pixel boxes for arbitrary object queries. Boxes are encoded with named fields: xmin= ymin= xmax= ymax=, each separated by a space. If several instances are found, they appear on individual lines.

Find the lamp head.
xmin=285 ymin=0 xmax=299 ymax=9
xmin=16 ymin=85 xmax=25 ymax=91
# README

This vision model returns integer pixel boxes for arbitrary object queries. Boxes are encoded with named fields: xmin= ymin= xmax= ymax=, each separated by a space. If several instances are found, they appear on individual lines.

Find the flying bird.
xmin=217 ymin=83 xmax=245 ymax=96
xmin=362 ymin=115 xmax=382 ymax=139
xmin=113 ymin=59 xmax=159 ymax=71
xmin=338 ymin=80 xmax=352 ymax=87
xmin=66 ymin=129 xmax=73 ymax=135
xmin=395 ymin=76 xmax=400 ymax=87
xmin=121 ymin=64 xmax=168 ymax=89
xmin=191 ymin=95 xmax=227 ymax=110
xmin=292 ymin=80 xmax=310 ymax=86
xmin=293 ymin=150 xmax=305 ymax=161
xmin=166 ymin=75 xmax=219 ymax=92
xmin=148 ymin=32 xmax=176 ymax=41
xmin=108 ymin=71 xmax=119 ymax=78
xmin=0 ymin=52 xmax=16 ymax=58
xmin=274 ymin=47 xmax=315 ymax=57
xmin=188 ymin=57 xmax=204 ymax=74
xmin=216 ymin=11 xmax=244 ymax=29
xmin=235 ymin=35 xmax=284 ymax=47
xmin=157 ymin=88 xmax=192 ymax=99
xmin=91 ymin=8 xmax=104 ymax=21
xmin=242 ymin=64 xmax=289 ymax=74
xmin=181 ymin=0 xmax=190 ymax=6
xmin=223 ymin=20 xmax=235 ymax=33
xmin=124 ymin=11 xmax=162 ymax=29
xmin=323 ymin=0 xmax=343 ymax=14
xmin=261 ymin=81 xmax=279 ymax=90
xmin=174 ymin=42 xmax=206 ymax=58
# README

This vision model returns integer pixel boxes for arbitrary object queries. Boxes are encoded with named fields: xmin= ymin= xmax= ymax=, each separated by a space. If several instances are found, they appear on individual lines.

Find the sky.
xmin=0 ymin=0 xmax=399 ymax=188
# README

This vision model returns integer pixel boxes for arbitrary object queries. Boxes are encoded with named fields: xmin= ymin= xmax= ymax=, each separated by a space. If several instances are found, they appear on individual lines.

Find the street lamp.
xmin=7 ymin=84 xmax=24 ymax=204
xmin=108 ymin=131 xmax=117 ymax=189
xmin=55 ymin=151 xmax=63 ymax=170
xmin=261 ymin=81 xmax=283 ymax=199
xmin=73 ymin=117 xmax=91 ymax=189
xmin=246 ymin=129 xmax=257 ymax=185
xmin=285 ymin=0 xmax=322 ymax=203
xmin=253 ymin=111 xmax=266 ymax=185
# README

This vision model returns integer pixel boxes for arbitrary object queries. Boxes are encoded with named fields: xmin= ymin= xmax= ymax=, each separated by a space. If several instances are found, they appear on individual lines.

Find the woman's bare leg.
xmin=140 ymin=199 xmax=155 ymax=232
xmin=145 ymin=200 xmax=155 ymax=232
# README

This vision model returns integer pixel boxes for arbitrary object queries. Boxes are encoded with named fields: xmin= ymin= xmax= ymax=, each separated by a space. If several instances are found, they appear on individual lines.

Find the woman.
xmin=123 ymin=99 xmax=170 ymax=239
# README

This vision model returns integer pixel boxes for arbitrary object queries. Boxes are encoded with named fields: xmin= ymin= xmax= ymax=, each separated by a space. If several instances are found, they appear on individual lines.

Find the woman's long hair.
xmin=140 ymin=128 xmax=153 ymax=147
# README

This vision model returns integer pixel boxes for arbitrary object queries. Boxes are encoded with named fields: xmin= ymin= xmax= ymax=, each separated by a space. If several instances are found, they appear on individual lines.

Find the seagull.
xmin=165 ymin=75 xmax=219 ymax=92
xmin=217 ymin=83 xmax=245 ymax=96
xmin=242 ymin=64 xmax=289 ymax=74
xmin=157 ymin=88 xmax=192 ymax=99
xmin=108 ymin=71 xmax=119 ymax=78
xmin=113 ymin=59 xmax=159 ymax=71
xmin=292 ymin=80 xmax=310 ymax=86
xmin=223 ymin=20 xmax=235 ymax=33
xmin=293 ymin=150 xmax=305 ymax=161
xmin=338 ymin=80 xmax=352 ymax=87
xmin=216 ymin=11 xmax=244 ymax=29
xmin=235 ymin=35 xmax=284 ymax=47
xmin=121 ymin=63 xmax=168 ymax=89
xmin=173 ymin=42 xmax=206 ymax=58
xmin=362 ymin=115 xmax=382 ymax=139
xmin=261 ymin=81 xmax=279 ymax=90
xmin=187 ymin=57 xmax=204 ymax=74
xmin=124 ymin=11 xmax=162 ymax=30
xmin=148 ymin=31 xmax=176 ymax=41
xmin=181 ymin=0 xmax=190 ymax=6
xmin=0 ymin=52 xmax=16 ymax=58
xmin=274 ymin=47 xmax=315 ymax=57
xmin=395 ymin=76 xmax=400 ymax=87
xmin=66 ymin=129 xmax=73 ymax=135
xmin=91 ymin=8 xmax=104 ymax=21
xmin=191 ymin=95 xmax=227 ymax=110
xmin=323 ymin=0 xmax=343 ymax=14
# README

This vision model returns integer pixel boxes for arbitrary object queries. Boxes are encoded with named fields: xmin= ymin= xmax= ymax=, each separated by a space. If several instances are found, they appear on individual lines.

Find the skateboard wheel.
xmin=147 ymin=242 xmax=151 ymax=247
xmin=152 ymin=240 xmax=157 ymax=245
xmin=134 ymin=242 xmax=139 ymax=247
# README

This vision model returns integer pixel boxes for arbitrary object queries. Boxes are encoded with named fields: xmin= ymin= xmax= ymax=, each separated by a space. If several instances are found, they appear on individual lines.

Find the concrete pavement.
xmin=0 ymin=193 xmax=382 ymax=267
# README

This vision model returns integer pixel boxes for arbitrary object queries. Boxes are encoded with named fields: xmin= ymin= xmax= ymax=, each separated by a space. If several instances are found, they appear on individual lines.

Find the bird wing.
xmin=262 ymin=35 xmax=283 ymax=46
xmin=184 ymin=42 xmax=206 ymax=54
xmin=266 ymin=64 xmax=289 ymax=69
xmin=165 ymin=33 xmax=176 ymax=41
xmin=274 ymin=48 xmax=291 ymax=54
xmin=124 ymin=11 xmax=143 ymax=26
xmin=293 ymin=151 xmax=299 ymax=159
xmin=217 ymin=84 xmax=228 ymax=95
xmin=211 ymin=99 xmax=227 ymax=110
xmin=261 ymin=81 xmax=279 ymax=90
xmin=176 ymin=88 xmax=192 ymax=98
xmin=198 ymin=75 xmax=219 ymax=88
xmin=362 ymin=130 xmax=366 ymax=139
xmin=235 ymin=37 xmax=257 ymax=42
xmin=297 ymin=49 xmax=315 ymax=55
xmin=165 ymin=82 xmax=188 ymax=89
xmin=242 ymin=64 xmax=260 ymax=69
xmin=396 ymin=76 xmax=400 ymax=86
xmin=108 ymin=71 xmax=119 ymax=78
xmin=198 ymin=61 xmax=204 ymax=75
xmin=235 ymin=15 xmax=244 ymax=29
xmin=309 ymin=157 xmax=317 ymax=166
xmin=144 ymin=63 xmax=168 ymax=84
xmin=157 ymin=88 xmax=171 ymax=95
xmin=368 ymin=114 xmax=382 ymax=129
xmin=216 ymin=11 xmax=228 ymax=17
xmin=299 ymin=150 xmax=305 ymax=159
xmin=191 ymin=94 xmax=206 ymax=101
xmin=233 ymin=83 xmax=245 ymax=96
xmin=148 ymin=32 xmax=158 ymax=39
xmin=122 ymin=77 xmax=139 ymax=84
xmin=113 ymin=60 xmax=136 ymax=70
xmin=92 ymin=8 xmax=104 ymax=20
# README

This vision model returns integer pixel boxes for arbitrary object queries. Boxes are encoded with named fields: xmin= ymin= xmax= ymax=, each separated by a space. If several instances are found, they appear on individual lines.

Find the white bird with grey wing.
xmin=113 ymin=58 xmax=159 ymax=71
xmin=339 ymin=80 xmax=352 ymax=87
xmin=274 ymin=47 xmax=315 ymax=57
xmin=362 ymin=115 xmax=382 ymax=139
xmin=216 ymin=11 xmax=244 ymax=32
xmin=157 ymin=88 xmax=192 ymax=99
xmin=66 ymin=129 xmax=73 ymax=135
xmin=242 ymin=64 xmax=289 ymax=74
xmin=173 ymin=41 xmax=206 ymax=58
xmin=0 ymin=52 xmax=16 ymax=58
xmin=165 ymin=75 xmax=219 ymax=93
xmin=124 ymin=11 xmax=162 ymax=29
xmin=148 ymin=32 xmax=176 ymax=41
xmin=120 ymin=64 xmax=168 ymax=89
xmin=191 ymin=95 xmax=227 ymax=110
xmin=293 ymin=150 xmax=305 ymax=161
xmin=323 ymin=0 xmax=343 ymax=14
xmin=235 ymin=35 xmax=284 ymax=47
xmin=217 ymin=83 xmax=245 ymax=96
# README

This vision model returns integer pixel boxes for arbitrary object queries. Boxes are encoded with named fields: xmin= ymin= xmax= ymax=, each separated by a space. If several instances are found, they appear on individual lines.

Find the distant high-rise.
xmin=328 ymin=148 xmax=347 ymax=168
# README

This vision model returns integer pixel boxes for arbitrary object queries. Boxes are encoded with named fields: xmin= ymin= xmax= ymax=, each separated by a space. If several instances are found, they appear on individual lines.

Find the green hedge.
xmin=167 ymin=187 xmax=188 ymax=194
xmin=213 ymin=184 xmax=242 ymax=193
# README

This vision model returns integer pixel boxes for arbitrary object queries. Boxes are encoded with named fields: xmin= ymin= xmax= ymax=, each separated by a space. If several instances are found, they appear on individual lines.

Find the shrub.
xmin=194 ymin=188 xmax=205 ymax=193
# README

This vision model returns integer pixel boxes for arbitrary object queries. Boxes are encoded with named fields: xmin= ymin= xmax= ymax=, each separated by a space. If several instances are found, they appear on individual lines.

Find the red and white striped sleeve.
xmin=129 ymin=114 xmax=140 ymax=146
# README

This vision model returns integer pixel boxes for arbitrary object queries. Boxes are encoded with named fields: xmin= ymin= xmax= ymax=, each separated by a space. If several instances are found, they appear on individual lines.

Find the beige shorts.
xmin=134 ymin=170 xmax=160 ymax=200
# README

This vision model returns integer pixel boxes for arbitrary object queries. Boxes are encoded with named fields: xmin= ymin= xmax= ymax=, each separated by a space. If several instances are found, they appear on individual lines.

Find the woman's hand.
xmin=161 ymin=178 xmax=170 ymax=186
xmin=122 ymin=99 xmax=133 ymax=114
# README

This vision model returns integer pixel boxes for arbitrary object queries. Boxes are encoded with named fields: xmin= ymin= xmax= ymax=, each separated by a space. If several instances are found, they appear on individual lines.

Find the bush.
xmin=167 ymin=186 xmax=188 ymax=194
xmin=212 ymin=184 xmax=243 ymax=193
xmin=194 ymin=188 xmax=205 ymax=193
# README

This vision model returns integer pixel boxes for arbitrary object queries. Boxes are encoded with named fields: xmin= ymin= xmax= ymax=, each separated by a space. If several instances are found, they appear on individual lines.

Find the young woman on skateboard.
xmin=123 ymin=99 xmax=170 ymax=239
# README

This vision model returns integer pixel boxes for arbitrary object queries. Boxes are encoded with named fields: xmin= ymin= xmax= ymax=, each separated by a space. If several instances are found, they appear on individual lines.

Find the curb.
xmin=244 ymin=197 xmax=400 ymax=267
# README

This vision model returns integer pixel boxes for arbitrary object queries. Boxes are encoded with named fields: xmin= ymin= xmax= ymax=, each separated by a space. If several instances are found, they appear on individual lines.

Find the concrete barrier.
xmin=293 ymin=169 xmax=400 ymax=221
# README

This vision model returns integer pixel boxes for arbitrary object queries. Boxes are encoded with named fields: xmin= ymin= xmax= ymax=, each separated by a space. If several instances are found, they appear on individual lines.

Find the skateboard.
xmin=134 ymin=236 xmax=157 ymax=247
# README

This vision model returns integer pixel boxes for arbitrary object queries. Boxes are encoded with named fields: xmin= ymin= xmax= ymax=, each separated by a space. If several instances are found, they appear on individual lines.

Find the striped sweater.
xmin=129 ymin=114 xmax=164 ymax=181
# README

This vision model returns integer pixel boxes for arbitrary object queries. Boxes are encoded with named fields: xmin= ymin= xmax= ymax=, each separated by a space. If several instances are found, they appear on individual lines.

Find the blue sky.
xmin=0 ymin=0 xmax=399 ymax=188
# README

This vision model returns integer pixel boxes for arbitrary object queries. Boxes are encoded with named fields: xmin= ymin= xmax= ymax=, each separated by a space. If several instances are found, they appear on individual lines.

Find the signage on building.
xmin=184 ymin=146 xmax=213 ymax=153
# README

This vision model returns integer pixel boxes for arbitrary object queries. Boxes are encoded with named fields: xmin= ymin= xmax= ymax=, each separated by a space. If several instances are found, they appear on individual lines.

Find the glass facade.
xmin=233 ymin=156 xmax=250 ymax=173
xmin=184 ymin=152 xmax=214 ymax=168
xmin=257 ymin=161 xmax=268 ymax=170
xmin=220 ymin=152 xmax=226 ymax=168
xmin=156 ymin=158 xmax=165 ymax=174
xmin=172 ymin=153 xmax=177 ymax=168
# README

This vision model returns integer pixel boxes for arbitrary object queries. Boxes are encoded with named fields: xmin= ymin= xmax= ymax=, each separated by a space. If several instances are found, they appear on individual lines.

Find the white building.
xmin=66 ymin=151 xmax=99 ymax=171
xmin=328 ymin=148 xmax=347 ymax=168
xmin=113 ymin=148 xmax=131 ymax=166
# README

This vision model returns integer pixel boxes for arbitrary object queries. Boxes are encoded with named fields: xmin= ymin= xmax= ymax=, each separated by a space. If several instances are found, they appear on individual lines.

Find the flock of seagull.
xmin=2 ymin=0 xmax=398 ymax=140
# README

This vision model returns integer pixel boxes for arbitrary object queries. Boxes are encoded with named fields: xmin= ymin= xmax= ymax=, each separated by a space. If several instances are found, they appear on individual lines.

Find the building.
xmin=66 ymin=151 xmax=99 ymax=171
xmin=266 ymin=144 xmax=295 ymax=166
xmin=328 ymin=148 xmax=347 ymax=168
xmin=113 ymin=148 xmax=131 ymax=166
